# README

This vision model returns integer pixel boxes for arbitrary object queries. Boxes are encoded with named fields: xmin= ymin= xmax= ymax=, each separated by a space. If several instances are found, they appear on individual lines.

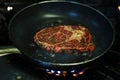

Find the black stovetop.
xmin=0 ymin=0 xmax=120 ymax=80
xmin=0 ymin=49 xmax=120 ymax=80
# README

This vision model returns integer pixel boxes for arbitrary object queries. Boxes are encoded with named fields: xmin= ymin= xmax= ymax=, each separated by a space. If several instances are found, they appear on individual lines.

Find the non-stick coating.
xmin=8 ymin=1 xmax=114 ymax=67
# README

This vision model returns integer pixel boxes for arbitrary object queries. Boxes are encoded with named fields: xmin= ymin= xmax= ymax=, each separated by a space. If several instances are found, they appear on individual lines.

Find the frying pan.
xmin=6 ymin=1 xmax=115 ymax=70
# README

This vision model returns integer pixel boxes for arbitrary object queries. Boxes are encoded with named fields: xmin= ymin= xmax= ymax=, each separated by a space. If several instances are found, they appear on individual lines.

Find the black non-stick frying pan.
xmin=7 ymin=1 xmax=114 ymax=70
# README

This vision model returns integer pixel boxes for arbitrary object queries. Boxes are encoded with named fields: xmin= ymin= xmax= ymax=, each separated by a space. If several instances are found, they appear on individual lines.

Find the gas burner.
xmin=34 ymin=63 xmax=90 ymax=77
xmin=40 ymin=67 xmax=89 ymax=77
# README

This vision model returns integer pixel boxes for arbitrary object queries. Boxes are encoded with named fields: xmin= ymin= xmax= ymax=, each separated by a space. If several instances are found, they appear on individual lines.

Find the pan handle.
xmin=0 ymin=46 xmax=21 ymax=56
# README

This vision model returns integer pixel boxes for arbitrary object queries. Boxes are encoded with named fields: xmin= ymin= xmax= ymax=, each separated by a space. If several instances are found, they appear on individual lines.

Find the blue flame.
xmin=51 ymin=70 xmax=55 ymax=74
xmin=71 ymin=70 xmax=75 ymax=73
xmin=57 ymin=71 xmax=61 ymax=74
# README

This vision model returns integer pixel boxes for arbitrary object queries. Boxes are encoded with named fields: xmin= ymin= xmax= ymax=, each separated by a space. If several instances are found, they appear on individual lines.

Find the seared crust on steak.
xmin=34 ymin=25 xmax=94 ymax=54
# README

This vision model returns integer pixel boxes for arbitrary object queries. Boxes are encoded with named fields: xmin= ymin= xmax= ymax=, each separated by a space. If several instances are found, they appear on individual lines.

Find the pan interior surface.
xmin=8 ymin=1 xmax=114 ymax=66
